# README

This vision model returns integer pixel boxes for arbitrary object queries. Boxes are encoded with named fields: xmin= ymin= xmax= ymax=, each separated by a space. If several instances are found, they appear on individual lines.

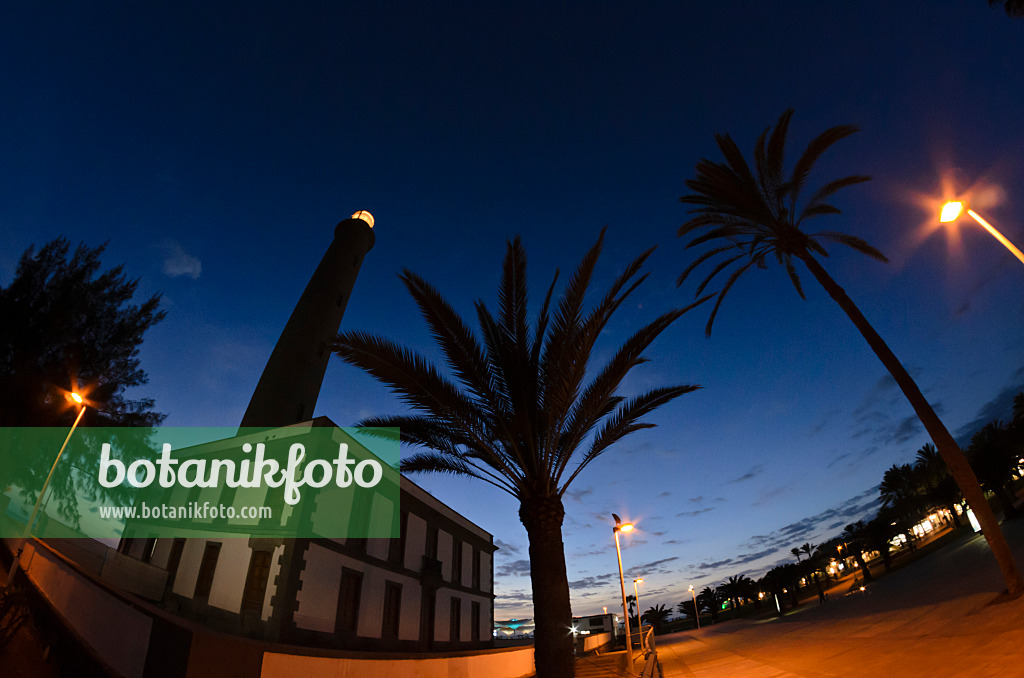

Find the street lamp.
xmin=632 ymin=577 xmax=644 ymax=630
xmin=940 ymin=201 xmax=1024 ymax=266
xmin=6 ymin=391 xmax=88 ymax=587
xmin=689 ymin=585 xmax=700 ymax=629
xmin=613 ymin=514 xmax=636 ymax=676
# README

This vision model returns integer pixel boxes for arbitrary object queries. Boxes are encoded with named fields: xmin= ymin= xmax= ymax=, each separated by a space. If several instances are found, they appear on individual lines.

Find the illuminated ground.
xmin=654 ymin=520 xmax=1024 ymax=677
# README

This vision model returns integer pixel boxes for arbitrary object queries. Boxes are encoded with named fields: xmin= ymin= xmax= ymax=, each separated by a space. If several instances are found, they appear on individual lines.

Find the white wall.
xmin=295 ymin=542 xmax=343 ymax=632
xmin=20 ymin=542 xmax=153 ymax=678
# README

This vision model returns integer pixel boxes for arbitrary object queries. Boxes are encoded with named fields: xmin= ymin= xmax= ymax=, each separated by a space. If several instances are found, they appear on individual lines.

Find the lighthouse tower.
xmin=240 ymin=210 xmax=375 ymax=428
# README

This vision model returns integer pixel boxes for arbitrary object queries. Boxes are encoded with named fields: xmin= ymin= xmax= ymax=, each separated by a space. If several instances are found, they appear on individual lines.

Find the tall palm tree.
xmin=676 ymin=109 xmax=1023 ymax=596
xmin=334 ymin=230 xmax=703 ymax=678
xmin=790 ymin=546 xmax=802 ymax=563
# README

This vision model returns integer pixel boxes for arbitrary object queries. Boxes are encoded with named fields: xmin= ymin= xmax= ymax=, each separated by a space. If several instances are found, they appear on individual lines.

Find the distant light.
xmin=966 ymin=508 xmax=982 ymax=533
xmin=940 ymin=201 xmax=964 ymax=223
xmin=350 ymin=210 xmax=375 ymax=228
xmin=70 ymin=392 xmax=84 ymax=404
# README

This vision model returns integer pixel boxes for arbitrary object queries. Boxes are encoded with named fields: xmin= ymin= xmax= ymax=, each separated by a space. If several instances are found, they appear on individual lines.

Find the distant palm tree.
xmin=641 ymin=603 xmax=671 ymax=633
xmin=676 ymin=109 xmax=1023 ymax=595
xmin=968 ymin=421 xmax=1020 ymax=519
xmin=720 ymin=574 xmax=750 ymax=611
xmin=790 ymin=546 xmax=802 ymax=563
xmin=842 ymin=521 xmax=874 ymax=582
xmin=698 ymin=586 xmax=721 ymax=622
xmin=914 ymin=443 xmax=961 ymax=526
xmin=334 ymin=230 xmax=703 ymax=678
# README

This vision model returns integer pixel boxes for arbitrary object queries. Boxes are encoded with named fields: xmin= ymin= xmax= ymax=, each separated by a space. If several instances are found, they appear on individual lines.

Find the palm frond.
xmin=813 ymin=232 xmax=888 ymax=262
xmin=559 ymin=384 xmax=700 ymax=492
xmin=784 ymin=256 xmax=805 ymax=299
xmin=787 ymin=123 xmax=859 ymax=207
xmin=677 ymin=111 xmax=878 ymax=335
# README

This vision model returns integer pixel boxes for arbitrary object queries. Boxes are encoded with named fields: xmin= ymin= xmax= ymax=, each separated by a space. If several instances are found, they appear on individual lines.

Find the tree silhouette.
xmin=988 ymin=0 xmax=1024 ymax=17
xmin=968 ymin=421 xmax=1020 ymax=519
xmin=641 ymin=603 xmax=671 ymax=633
xmin=676 ymin=109 xmax=1023 ymax=596
xmin=0 ymin=237 xmax=165 ymax=428
xmin=334 ymin=230 xmax=703 ymax=678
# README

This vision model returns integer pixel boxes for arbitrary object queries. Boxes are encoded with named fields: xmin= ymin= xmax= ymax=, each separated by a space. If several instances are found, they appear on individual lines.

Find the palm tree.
xmin=720 ymin=574 xmax=749 ymax=611
xmin=790 ymin=546 xmax=802 ymax=563
xmin=675 ymin=109 xmax=1023 ymax=596
xmin=914 ymin=443 xmax=962 ymax=527
xmin=334 ymin=230 xmax=703 ymax=678
xmin=842 ymin=521 xmax=874 ymax=582
xmin=698 ymin=586 xmax=721 ymax=622
xmin=968 ymin=421 xmax=1020 ymax=519
xmin=641 ymin=603 xmax=671 ymax=633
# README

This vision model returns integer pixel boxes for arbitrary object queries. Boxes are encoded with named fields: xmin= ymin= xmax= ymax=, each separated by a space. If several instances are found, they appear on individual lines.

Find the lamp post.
xmin=689 ymin=585 xmax=700 ymax=629
xmin=613 ymin=514 xmax=635 ymax=676
xmin=940 ymin=201 xmax=1024 ymax=266
xmin=6 ymin=392 xmax=87 ymax=587
xmin=632 ymin=577 xmax=644 ymax=630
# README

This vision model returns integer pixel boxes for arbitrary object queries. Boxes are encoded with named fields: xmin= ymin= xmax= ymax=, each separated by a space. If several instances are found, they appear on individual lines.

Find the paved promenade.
xmin=655 ymin=520 xmax=1024 ymax=677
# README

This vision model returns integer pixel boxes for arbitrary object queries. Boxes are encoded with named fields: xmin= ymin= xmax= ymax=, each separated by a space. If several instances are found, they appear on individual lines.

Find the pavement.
xmin=651 ymin=519 xmax=1024 ymax=678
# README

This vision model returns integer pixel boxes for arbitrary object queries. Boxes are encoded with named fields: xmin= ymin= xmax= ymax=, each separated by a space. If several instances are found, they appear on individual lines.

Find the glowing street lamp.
xmin=632 ymin=577 xmax=644 ymax=629
xmin=6 ymin=391 xmax=88 ymax=587
xmin=940 ymin=201 xmax=1024 ymax=266
xmin=612 ymin=514 xmax=636 ymax=676
xmin=689 ymin=585 xmax=700 ymax=629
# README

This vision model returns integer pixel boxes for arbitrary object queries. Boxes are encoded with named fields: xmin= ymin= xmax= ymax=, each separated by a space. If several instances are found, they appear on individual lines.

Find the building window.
xmin=336 ymin=568 xmax=363 ymax=634
xmin=420 ymin=591 xmax=435 ymax=648
xmin=449 ymin=597 xmax=461 ymax=643
xmin=194 ymin=542 xmax=221 ymax=599
xmin=141 ymin=537 xmax=157 ymax=563
xmin=426 ymin=525 xmax=438 ymax=560
xmin=452 ymin=539 xmax=462 ymax=585
xmin=471 ymin=601 xmax=481 ymax=642
xmin=389 ymin=511 xmax=408 ymax=566
xmin=472 ymin=547 xmax=480 ymax=590
xmin=242 ymin=550 xmax=272 ymax=613
xmin=382 ymin=581 xmax=402 ymax=640
xmin=166 ymin=539 xmax=186 ymax=589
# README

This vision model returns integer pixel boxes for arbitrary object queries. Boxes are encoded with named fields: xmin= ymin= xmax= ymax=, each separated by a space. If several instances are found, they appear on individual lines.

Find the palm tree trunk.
xmin=520 ymin=495 xmax=575 ymax=678
xmin=799 ymin=254 xmax=1024 ymax=596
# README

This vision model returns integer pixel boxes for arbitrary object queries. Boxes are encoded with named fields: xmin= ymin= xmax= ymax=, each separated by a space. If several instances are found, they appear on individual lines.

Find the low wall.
xmin=261 ymin=645 xmax=536 ymax=678
xmin=16 ymin=540 xmax=153 ymax=678
xmin=579 ymin=631 xmax=612 ymax=654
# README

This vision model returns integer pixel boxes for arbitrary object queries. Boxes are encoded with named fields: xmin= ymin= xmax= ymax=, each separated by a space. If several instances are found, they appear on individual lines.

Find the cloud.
xmin=954 ymin=381 xmax=1024 ymax=444
xmin=724 ymin=464 xmax=763 ymax=485
xmin=658 ymin=491 xmax=672 ymax=498
xmin=751 ymin=484 xmax=793 ymax=507
xmin=697 ymin=548 xmax=778 ymax=570
xmin=566 ymin=486 xmax=593 ymax=503
xmin=496 ymin=559 xmax=532 ymax=577
xmin=739 ymin=486 xmax=881 ymax=556
xmin=161 ymin=240 xmax=202 ymax=279
xmin=494 ymin=538 xmax=521 ymax=554
xmin=664 ymin=538 xmax=692 ymax=545
xmin=675 ymin=507 xmax=715 ymax=518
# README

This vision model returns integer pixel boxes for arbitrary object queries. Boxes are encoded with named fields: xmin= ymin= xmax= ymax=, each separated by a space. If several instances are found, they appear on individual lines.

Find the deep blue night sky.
xmin=3 ymin=2 xmax=1023 ymax=618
